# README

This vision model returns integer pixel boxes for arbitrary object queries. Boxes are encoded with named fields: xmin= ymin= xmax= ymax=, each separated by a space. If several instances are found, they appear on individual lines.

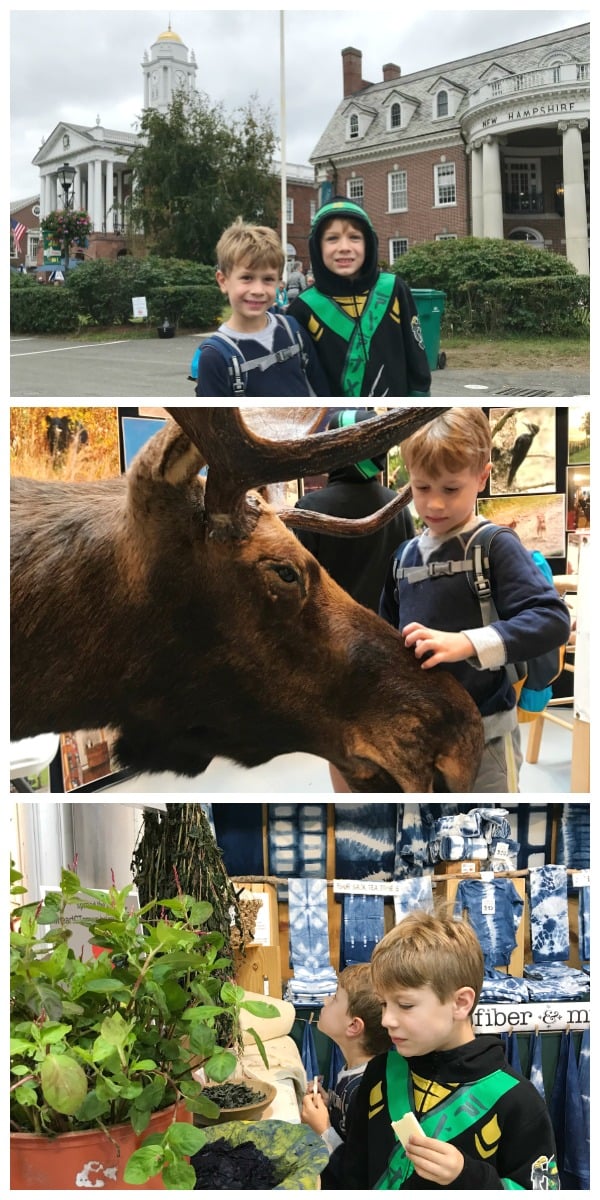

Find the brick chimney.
xmin=342 ymin=46 xmax=363 ymax=96
xmin=383 ymin=62 xmax=401 ymax=82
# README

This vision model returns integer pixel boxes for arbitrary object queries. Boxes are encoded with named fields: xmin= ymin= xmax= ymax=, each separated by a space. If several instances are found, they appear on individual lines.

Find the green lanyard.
xmin=375 ymin=1050 xmax=519 ymax=1190
xmin=300 ymin=273 xmax=396 ymax=396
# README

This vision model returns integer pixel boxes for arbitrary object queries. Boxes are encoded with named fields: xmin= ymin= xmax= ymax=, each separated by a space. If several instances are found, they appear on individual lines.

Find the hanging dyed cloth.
xmin=528 ymin=1030 xmax=546 ymax=1101
xmin=340 ymin=893 xmax=385 ymax=969
xmin=392 ymin=875 xmax=434 ymax=924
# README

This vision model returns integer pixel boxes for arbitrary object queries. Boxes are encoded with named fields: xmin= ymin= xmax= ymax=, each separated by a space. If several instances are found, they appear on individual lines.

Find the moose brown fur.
xmin=11 ymin=410 xmax=484 ymax=792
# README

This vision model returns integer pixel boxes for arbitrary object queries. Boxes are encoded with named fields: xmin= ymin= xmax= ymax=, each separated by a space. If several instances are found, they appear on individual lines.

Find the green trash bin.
xmin=411 ymin=289 xmax=446 ymax=370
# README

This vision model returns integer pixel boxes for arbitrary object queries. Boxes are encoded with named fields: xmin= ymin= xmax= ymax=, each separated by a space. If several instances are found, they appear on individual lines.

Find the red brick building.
xmin=310 ymin=23 xmax=589 ymax=273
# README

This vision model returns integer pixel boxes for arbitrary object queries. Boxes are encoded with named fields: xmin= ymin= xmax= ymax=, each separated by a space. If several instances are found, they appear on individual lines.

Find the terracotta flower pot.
xmin=10 ymin=1103 xmax=192 ymax=1192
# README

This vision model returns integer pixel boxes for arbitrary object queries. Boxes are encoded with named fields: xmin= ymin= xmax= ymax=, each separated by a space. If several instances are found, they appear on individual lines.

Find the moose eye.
xmin=270 ymin=563 xmax=300 ymax=585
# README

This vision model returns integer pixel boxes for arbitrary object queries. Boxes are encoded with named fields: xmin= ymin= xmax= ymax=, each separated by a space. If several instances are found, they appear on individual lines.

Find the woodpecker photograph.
xmin=489 ymin=407 xmax=557 ymax=495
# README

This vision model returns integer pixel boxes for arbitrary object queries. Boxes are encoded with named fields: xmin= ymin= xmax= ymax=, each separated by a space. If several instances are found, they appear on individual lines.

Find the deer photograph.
xmin=11 ymin=406 xmax=485 ymax=793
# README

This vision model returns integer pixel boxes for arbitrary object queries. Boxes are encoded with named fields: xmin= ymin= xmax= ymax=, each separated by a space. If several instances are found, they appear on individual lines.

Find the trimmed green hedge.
xmin=396 ymin=238 xmax=588 ymax=337
xmin=455 ymin=274 xmax=590 ymax=336
xmin=9 ymin=257 xmax=223 ymax=333
xmin=10 ymin=287 xmax=79 ymax=334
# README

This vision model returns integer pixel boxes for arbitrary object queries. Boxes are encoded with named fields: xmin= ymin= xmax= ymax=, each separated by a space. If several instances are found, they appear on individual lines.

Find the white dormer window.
xmin=436 ymin=90 xmax=449 ymax=118
xmin=389 ymin=102 xmax=402 ymax=130
xmin=349 ymin=113 xmax=359 ymax=139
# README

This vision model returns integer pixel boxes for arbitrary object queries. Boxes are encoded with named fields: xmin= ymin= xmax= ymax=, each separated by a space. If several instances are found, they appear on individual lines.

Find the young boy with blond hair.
xmin=301 ymin=963 xmax=391 ymax=1187
xmin=379 ymin=407 xmax=571 ymax=792
xmin=195 ymin=218 xmax=329 ymax=396
xmin=343 ymin=912 xmax=559 ymax=1190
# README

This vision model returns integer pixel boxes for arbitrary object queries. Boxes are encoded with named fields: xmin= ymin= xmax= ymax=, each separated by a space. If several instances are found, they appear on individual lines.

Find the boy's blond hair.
xmin=339 ymin=963 xmax=392 ymax=1056
xmin=216 ymin=217 xmax=284 ymax=275
xmin=401 ymin=408 xmax=491 ymax=477
xmin=370 ymin=911 xmax=484 ymax=1015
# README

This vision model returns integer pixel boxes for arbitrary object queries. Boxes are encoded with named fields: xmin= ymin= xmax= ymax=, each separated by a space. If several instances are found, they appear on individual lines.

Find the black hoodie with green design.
xmin=288 ymin=198 xmax=432 ymax=398
xmin=341 ymin=1036 xmax=559 ymax=1190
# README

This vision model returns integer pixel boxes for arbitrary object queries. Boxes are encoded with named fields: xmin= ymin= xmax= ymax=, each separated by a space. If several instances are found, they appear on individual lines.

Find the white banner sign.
xmin=473 ymin=1000 xmax=589 ymax=1033
xmin=132 ymin=295 xmax=148 ymax=318
xmin=333 ymin=879 xmax=418 ymax=896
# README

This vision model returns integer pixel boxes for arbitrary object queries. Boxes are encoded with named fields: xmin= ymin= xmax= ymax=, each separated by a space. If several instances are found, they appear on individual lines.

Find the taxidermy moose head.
xmin=10 ymin=407 xmax=484 ymax=792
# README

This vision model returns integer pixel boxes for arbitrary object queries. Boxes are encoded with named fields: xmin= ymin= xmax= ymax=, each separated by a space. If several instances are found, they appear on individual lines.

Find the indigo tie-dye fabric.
xmin=578 ymin=885 xmax=590 ymax=964
xmin=334 ymin=804 xmax=396 ymax=880
xmin=528 ymin=865 xmax=569 ymax=962
xmin=454 ymin=879 xmax=524 ymax=969
xmin=556 ymin=804 xmax=590 ymax=872
xmin=268 ymin=804 xmax=327 ymax=899
xmin=394 ymin=803 xmax=432 ymax=876
xmin=578 ymin=1028 xmax=590 ymax=1180
xmin=340 ymin=894 xmax=385 ymax=969
xmin=549 ymin=1031 xmax=590 ymax=1188
xmin=523 ymin=964 xmax=589 ymax=1001
xmin=393 ymin=875 xmax=434 ymax=923
xmin=479 ymin=969 xmax=530 ymax=1003
xmin=286 ymin=878 xmax=337 ymax=1006
xmin=528 ymin=1031 xmax=545 ymax=1100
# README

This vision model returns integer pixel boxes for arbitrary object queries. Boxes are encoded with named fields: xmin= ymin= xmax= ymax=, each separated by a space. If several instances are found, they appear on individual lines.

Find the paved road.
xmin=10 ymin=333 xmax=589 ymax=398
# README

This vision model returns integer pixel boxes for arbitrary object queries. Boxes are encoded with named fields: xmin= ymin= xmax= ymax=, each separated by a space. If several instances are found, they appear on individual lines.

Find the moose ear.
xmin=128 ymin=421 xmax=206 ymax=491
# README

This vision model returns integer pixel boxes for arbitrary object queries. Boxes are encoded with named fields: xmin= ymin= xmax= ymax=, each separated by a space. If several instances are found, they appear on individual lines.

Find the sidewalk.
xmin=430 ymin=365 xmax=589 ymax=398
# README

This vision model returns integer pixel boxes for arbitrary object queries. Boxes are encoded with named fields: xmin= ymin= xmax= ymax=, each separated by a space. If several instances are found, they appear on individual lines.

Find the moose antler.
xmin=165 ymin=407 xmax=447 ymax=535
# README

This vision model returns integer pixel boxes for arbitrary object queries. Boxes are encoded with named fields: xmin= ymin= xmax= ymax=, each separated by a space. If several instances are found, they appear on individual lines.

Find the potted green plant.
xmin=10 ymin=860 xmax=278 ymax=1191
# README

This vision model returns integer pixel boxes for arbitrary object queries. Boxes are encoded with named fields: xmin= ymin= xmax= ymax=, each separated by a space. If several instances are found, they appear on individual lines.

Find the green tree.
xmin=127 ymin=93 xmax=279 ymax=262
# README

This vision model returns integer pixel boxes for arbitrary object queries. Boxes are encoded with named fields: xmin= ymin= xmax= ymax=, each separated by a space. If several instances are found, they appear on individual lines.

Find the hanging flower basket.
xmin=41 ymin=210 xmax=93 ymax=248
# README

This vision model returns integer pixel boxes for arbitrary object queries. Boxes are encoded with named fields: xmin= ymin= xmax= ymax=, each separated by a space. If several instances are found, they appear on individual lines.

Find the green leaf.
xmin=164 ymin=1122 xmax=207 ymax=1155
xmin=180 ymin=1005 xmax=223 ymax=1022
xmin=14 ymin=1082 xmax=39 ymax=1108
xmin=203 ymin=1048 xmax=237 ymax=1082
xmin=162 ymin=1160 xmax=197 ymax=1189
xmin=39 ymin=1053 xmax=88 ymax=1115
xmin=83 ymin=977 xmax=131 ymax=995
xmin=123 ymin=1145 xmax=164 ymax=1186
xmin=220 ymin=981 xmax=244 ymax=1005
xmin=246 ymin=1028 xmax=270 ymax=1070
xmin=240 ymin=999 xmax=280 ymax=1018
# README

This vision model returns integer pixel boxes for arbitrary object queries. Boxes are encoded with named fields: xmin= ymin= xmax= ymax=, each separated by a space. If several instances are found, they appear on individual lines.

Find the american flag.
xmin=11 ymin=218 xmax=27 ymax=253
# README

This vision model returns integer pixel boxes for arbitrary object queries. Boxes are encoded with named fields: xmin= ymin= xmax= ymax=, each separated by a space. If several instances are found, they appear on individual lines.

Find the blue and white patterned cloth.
xmin=268 ymin=805 xmax=327 ymax=900
xmin=285 ymin=878 xmax=337 ymax=1006
xmin=523 ymin=962 xmax=590 ymax=1001
xmin=528 ymin=1031 xmax=546 ymax=1100
xmin=335 ymin=804 xmax=396 ymax=880
xmin=578 ymin=884 xmax=590 ymax=965
xmin=394 ymin=803 xmax=431 ymax=876
xmin=393 ymin=875 xmax=434 ymax=923
xmin=479 ymin=969 xmax=530 ymax=1003
xmin=340 ymin=893 xmax=385 ymax=969
xmin=454 ymin=878 xmax=524 ymax=970
xmin=438 ymin=834 xmax=489 ymax=861
xmin=528 ymin=865 xmax=570 ymax=963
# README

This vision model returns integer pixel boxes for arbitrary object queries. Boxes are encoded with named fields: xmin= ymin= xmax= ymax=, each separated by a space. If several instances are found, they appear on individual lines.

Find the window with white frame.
xmin=310 ymin=199 xmax=317 ymax=221
xmin=286 ymin=197 xmax=294 ymax=224
xmin=389 ymin=102 xmax=402 ymax=129
xmin=434 ymin=162 xmax=456 ymax=205
xmin=28 ymin=234 xmax=40 ymax=259
xmin=349 ymin=113 xmax=359 ymax=139
xmin=389 ymin=238 xmax=408 ymax=262
xmin=435 ymin=233 xmax=457 ymax=240
xmin=436 ymin=90 xmax=449 ymax=117
xmin=347 ymin=178 xmax=364 ymax=203
xmin=388 ymin=170 xmax=407 ymax=212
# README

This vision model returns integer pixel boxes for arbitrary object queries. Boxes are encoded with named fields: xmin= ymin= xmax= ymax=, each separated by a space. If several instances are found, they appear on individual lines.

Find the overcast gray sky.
xmin=10 ymin=6 xmax=589 ymax=201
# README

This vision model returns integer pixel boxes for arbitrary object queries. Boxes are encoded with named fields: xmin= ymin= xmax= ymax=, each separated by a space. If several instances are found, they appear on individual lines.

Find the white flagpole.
xmin=280 ymin=10 xmax=288 ymax=281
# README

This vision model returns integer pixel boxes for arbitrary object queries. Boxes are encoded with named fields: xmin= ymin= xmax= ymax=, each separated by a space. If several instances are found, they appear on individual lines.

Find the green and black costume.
xmin=342 ymin=1037 xmax=559 ymax=1190
xmin=288 ymin=198 xmax=431 ymax=398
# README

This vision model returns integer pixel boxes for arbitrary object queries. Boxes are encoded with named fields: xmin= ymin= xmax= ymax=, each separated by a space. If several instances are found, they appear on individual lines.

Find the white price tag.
xmin=572 ymin=870 xmax=590 ymax=888
xmin=482 ymin=894 xmax=496 ymax=915
xmin=493 ymin=842 xmax=510 ymax=859
xmin=461 ymin=861 xmax=477 ymax=874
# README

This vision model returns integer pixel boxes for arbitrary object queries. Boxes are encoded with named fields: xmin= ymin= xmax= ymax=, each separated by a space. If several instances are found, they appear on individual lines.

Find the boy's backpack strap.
xmin=201 ymin=332 xmax=247 ymax=395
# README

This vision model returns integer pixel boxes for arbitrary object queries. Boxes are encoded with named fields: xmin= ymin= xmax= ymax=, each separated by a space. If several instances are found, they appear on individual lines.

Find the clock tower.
xmin=142 ymin=22 xmax=197 ymax=114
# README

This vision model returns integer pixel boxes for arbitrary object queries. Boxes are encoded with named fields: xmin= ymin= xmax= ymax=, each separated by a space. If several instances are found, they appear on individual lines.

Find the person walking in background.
xmin=294 ymin=407 xmax=414 ymax=793
xmin=286 ymin=260 xmax=307 ymax=303
xmin=288 ymin=197 xmax=431 ymax=397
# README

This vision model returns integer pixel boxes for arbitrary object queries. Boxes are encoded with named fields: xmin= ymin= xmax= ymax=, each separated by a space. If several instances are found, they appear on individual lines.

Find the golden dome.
xmin=157 ymin=29 xmax=182 ymax=43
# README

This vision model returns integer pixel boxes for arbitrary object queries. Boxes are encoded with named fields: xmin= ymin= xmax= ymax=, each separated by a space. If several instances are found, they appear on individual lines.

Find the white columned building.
xmin=32 ymin=24 xmax=198 ymax=248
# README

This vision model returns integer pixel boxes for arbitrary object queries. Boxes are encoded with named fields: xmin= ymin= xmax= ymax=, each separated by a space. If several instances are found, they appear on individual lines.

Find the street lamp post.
xmin=57 ymin=162 xmax=76 ymax=277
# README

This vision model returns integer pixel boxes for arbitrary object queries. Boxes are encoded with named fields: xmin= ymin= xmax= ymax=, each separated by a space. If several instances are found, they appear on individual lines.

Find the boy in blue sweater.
xmin=379 ymin=408 xmax=571 ymax=792
xmin=195 ymin=218 xmax=329 ymax=396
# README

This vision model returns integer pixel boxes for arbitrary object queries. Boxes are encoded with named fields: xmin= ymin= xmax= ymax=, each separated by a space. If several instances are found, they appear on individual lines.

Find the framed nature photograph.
xmin=566 ymin=466 xmax=590 ymax=531
xmin=10 ymin=406 xmax=120 ymax=482
xmin=489 ymin=407 xmax=557 ymax=495
xmin=477 ymin=493 xmax=566 ymax=558
xmin=568 ymin=407 xmax=590 ymax=465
